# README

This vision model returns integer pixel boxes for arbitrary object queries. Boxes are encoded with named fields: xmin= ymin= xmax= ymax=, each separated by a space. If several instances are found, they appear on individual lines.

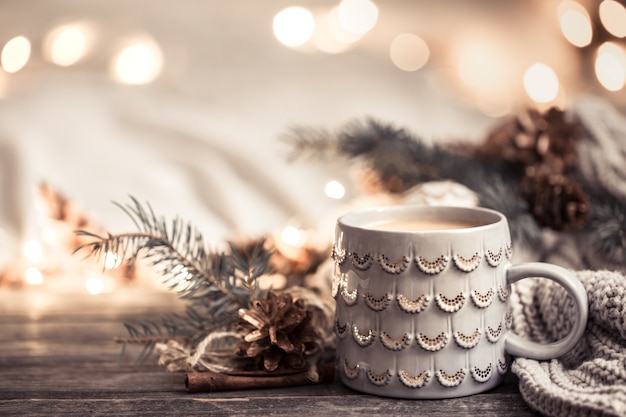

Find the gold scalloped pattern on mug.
xmin=435 ymin=291 xmax=467 ymax=313
xmin=436 ymin=368 xmax=466 ymax=387
xmin=470 ymin=363 xmax=493 ymax=383
xmin=380 ymin=331 xmax=412 ymax=351
xmin=343 ymin=359 xmax=360 ymax=379
xmin=498 ymin=285 xmax=510 ymax=302
xmin=378 ymin=254 xmax=410 ymax=274
xmin=452 ymin=252 xmax=481 ymax=272
xmin=453 ymin=328 xmax=482 ymax=349
xmin=363 ymin=292 xmax=392 ymax=312
xmin=350 ymin=252 xmax=373 ymax=270
xmin=352 ymin=325 xmax=375 ymax=347
xmin=415 ymin=255 xmax=449 ymax=275
xmin=340 ymin=283 xmax=358 ymax=306
xmin=398 ymin=369 xmax=432 ymax=389
xmin=485 ymin=248 xmax=504 ymax=267
xmin=486 ymin=323 xmax=503 ymax=343
xmin=367 ymin=368 xmax=393 ymax=386
xmin=332 ymin=244 xmax=346 ymax=265
xmin=396 ymin=293 xmax=430 ymax=314
xmin=470 ymin=288 xmax=495 ymax=308
xmin=416 ymin=331 xmax=449 ymax=352
xmin=497 ymin=358 xmax=509 ymax=375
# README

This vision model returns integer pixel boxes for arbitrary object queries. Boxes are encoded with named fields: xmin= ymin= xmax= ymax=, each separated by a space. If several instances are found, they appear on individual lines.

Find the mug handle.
xmin=504 ymin=262 xmax=588 ymax=360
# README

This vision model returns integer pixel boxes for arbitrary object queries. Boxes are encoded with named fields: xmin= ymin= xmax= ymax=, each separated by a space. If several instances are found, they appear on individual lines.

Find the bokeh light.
xmin=23 ymin=241 xmax=42 ymax=263
xmin=281 ymin=225 xmax=308 ymax=248
xmin=85 ymin=276 xmax=105 ymax=295
xmin=523 ymin=63 xmax=560 ymax=103
xmin=313 ymin=7 xmax=362 ymax=54
xmin=43 ymin=22 xmax=95 ymax=67
xmin=111 ymin=38 xmax=163 ymax=85
xmin=325 ymin=180 xmax=346 ymax=199
xmin=389 ymin=33 xmax=430 ymax=72
xmin=337 ymin=0 xmax=379 ymax=35
xmin=599 ymin=0 xmax=626 ymax=38
xmin=273 ymin=6 xmax=315 ymax=47
xmin=595 ymin=42 xmax=626 ymax=91
xmin=1 ymin=36 xmax=31 ymax=73
xmin=25 ymin=267 xmax=43 ymax=286
xmin=557 ymin=1 xmax=593 ymax=48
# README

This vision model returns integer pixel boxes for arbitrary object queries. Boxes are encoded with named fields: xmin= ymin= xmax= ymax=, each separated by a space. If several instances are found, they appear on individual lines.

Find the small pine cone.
xmin=236 ymin=291 xmax=323 ymax=372
xmin=519 ymin=168 xmax=589 ymax=231
xmin=480 ymin=107 xmax=579 ymax=172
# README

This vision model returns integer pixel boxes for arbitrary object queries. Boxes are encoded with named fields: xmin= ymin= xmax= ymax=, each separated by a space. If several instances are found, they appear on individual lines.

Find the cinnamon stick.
xmin=185 ymin=362 xmax=335 ymax=393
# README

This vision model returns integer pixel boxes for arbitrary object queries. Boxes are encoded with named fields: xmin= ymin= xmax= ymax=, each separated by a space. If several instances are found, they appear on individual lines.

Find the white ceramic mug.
xmin=332 ymin=205 xmax=588 ymax=399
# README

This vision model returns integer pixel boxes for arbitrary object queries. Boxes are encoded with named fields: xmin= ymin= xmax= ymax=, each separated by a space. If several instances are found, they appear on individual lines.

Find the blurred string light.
xmin=557 ymin=1 xmax=593 ymax=48
xmin=280 ymin=225 xmax=308 ymax=248
xmin=599 ymin=0 xmax=626 ymax=38
xmin=337 ymin=0 xmax=379 ymax=35
xmin=313 ymin=6 xmax=363 ymax=54
xmin=23 ymin=241 xmax=43 ymax=286
xmin=389 ymin=33 xmax=430 ymax=72
xmin=523 ymin=63 xmax=560 ymax=103
xmin=43 ymin=21 xmax=95 ymax=67
xmin=595 ymin=42 xmax=626 ymax=91
xmin=25 ymin=267 xmax=43 ymax=286
xmin=454 ymin=35 xmax=513 ymax=117
xmin=325 ymin=180 xmax=346 ymax=199
xmin=1 ymin=36 xmax=31 ymax=73
xmin=273 ymin=6 xmax=315 ymax=47
xmin=110 ymin=37 xmax=163 ymax=85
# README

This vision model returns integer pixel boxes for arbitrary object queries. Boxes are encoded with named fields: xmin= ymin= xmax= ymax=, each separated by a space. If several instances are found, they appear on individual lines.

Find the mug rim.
xmin=337 ymin=204 xmax=506 ymax=235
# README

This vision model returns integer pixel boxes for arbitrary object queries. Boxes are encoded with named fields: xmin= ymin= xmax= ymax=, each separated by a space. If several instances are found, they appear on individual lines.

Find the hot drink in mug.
xmin=332 ymin=205 xmax=588 ymax=399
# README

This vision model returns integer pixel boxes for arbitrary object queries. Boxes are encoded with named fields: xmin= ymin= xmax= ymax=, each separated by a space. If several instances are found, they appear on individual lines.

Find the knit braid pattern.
xmin=511 ymin=270 xmax=626 ymax=417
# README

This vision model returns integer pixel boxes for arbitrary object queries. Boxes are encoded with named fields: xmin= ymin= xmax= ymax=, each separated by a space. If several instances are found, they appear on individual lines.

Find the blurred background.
xmin=0 ymin=0 xmax=624 ymax=293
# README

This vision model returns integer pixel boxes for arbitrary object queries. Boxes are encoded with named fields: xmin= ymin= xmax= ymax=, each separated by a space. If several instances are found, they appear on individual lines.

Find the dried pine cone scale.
xmin=237 ymin=291 xmax=322 ymax=372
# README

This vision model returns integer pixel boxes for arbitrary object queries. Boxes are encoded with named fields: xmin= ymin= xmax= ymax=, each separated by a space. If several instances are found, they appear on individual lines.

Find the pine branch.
xmin=74 ymin=198 xmax=275 ymax=352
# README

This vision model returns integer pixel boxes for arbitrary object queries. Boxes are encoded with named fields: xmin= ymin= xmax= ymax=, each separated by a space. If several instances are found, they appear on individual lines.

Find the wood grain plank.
xmin=0 ymin=289 xmax=540 ymax=416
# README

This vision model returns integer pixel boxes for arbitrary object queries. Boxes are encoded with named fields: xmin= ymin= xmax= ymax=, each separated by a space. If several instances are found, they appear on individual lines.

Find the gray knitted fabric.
xmin=510 ymin=270 xmax=626 ymax=417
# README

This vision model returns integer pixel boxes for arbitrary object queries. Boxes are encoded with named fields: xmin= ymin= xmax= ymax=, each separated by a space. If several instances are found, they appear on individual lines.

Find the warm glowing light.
xmin=104 ymin=251 xmax=122 ymax=269
xmin=557 ymin=1 xmax=593 ymax=47
xmin=25 ymin=267 xmax=43 ymax=286
xmin=599 ymin=1 xmax=626 ymax=38
xmin=85 ymin=276 xmax=104 ymax=295
xmin=389 ymin=33 xmax=430 ymax=72
xmin=1 ymin=36 xmax=31 ymax=73
xmin=273 ymin=7 xmax=315 ymax=47
xmin=327 ymin=6 xmax=363 ymax=44
xmin=457 ymin=42 xmax=504 ymax=91
xmin=281 ymin=225 xmax=308 ymax=248
xmin=44 ymin=22 xmax=94 ymax=66
xmin=325 ymin=180 xmax=346 ymax=199
xmin=111 ymin=39 xmax=163 ymax=85
xmin=595 ymin=42 xmax=626 ymax=91
xmin=337 ymin=0 xmax=379 ymax=35
xmin=523 ymin=63 xmax=560 ymax=103
xmin=23 ymin=241 xmax=42 ymax=263
xmin=313 ymin=7 xmax=362 ymax=54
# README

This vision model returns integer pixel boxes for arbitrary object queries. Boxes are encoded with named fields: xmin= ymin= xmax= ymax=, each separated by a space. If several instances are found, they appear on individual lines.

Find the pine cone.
xmin=480 ymin=107 xmax=579 ymax=173
xmin=236 ymin=291 xmax=323 ymax=372
xmin=519 ymin=167 xmax=589 ymax=231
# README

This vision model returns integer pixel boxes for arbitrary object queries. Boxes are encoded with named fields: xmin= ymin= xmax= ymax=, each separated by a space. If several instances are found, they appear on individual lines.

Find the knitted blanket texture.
xmin=511 ymin=270 xmax=626 ymax=417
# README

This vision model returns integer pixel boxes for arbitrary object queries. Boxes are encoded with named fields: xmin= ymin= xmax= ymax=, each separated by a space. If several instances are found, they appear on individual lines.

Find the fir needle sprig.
xmin=74 ymin=197 xmax=274 ymax=355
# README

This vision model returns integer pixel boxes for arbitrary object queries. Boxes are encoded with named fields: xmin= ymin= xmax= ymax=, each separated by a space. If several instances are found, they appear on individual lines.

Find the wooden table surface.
xmin=0 ymin=288 xmax=540 ymax=416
